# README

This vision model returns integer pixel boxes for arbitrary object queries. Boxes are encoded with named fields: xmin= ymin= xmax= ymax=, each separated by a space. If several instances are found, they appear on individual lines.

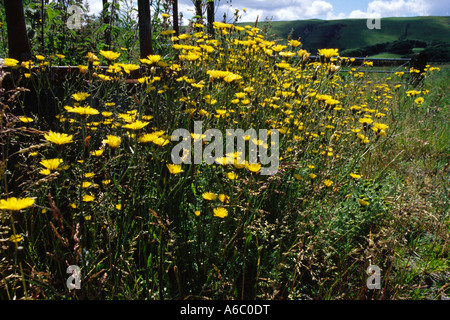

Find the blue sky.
xmin=85 ymin=0 xmax=450 ymax=23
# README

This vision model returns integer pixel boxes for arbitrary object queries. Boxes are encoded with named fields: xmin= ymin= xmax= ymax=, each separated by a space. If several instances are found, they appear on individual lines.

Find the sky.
xmin=85 ymin=0 xmax=450 ymax=24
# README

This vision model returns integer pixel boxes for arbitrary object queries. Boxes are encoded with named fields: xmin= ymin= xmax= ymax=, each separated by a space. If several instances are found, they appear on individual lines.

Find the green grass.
xmin=369 ymin=52 xmax=405 ymax=59
xmin=360 ymin=65 xmax=450 ymax=299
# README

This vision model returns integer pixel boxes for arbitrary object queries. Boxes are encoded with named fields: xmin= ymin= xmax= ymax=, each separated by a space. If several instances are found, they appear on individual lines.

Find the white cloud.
xmin=348 ymin=0 xmax=449 ymax=19
xmin=348 ymin=9 xmax=383 ymax=19
xmin=367 ymin=0 xmax=428 ymax=17
xmin=215 ymin=0 xmax=335 ymax=22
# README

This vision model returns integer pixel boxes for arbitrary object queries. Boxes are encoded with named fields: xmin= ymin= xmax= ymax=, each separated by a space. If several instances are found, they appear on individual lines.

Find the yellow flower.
xmin=140 ymin=54 xmax=162 ymax=65
xmin=213 ymin=207 xmax=228 ymax=218
xmin=288 ymin=39 xmax=302 ymax=48
xmin=318 ymin=48 xmax=339 ymax=58
xmin=246 ymin=163 xmax=261 ymax=173
xmin=138 ymin=132 xmax=159 ymax=143
xmin=223 ymin=73 xmax=243 ymax=83
xmin=179 ymin=34 xmax=192 ymax=40
xmin=153 ymin=137 xmax=170 ymax=146
xmin=358 ymin=198 xmax=370 ymax=206
xmin=56 ymin=54 xmax=65 ymax=59
xmin=227 ymin=172 xmax=237 ymax=180
xmin=202 ymin=192 xmax=218 ymax=201
xmin=162 ymin=30 xmax=176 ymax=35
xmin=72 ymin=92 xmax=90 ymax=102
xmin=0 ymin=197 xmax=35 ymax=211
xmin=99 ymin=50 xmax=121 ymax=61
xmin=122 ymin=120 xmax=150 ymax=130
xmin=218 ymin=194 xmax=230 ymax=203
xmin=98 ymin=74 xmax=113 ymax=81
xmin=81 ymin=181 xmax=92 ymax=188
xmin=90 ymin=149 xmax=104 ymax=156
xmin=21 ymin=61 xmax=34 ymax=69
xmin=350 ymin=173 xmax=361 ymax=179
xmin=194 ymin=210 xmax=201 ymax=216
xmin=68 ymin=106 xmax=100 ymax=116
xmin=119 ymin=63 xmax=140 ymax=74
xmin=82 ymin=194 xmax=95 ymax=202
xmin=357 ymin=133 xmax=369 ymax=144
xmin=309 ymin=173 xmax=317 ymax=179
xmin=234 ymin=160 xmax=246 ymax=170
xmin=19 ymin=116 xmax=34 ymax=123
xmin=44 ymin=131 xmax=73 ymax=145
xmin=414 ymin=97 xmax=424 ymax=105
xmin=9 ymin=234 xmax=24 ymax=243
xmin=39 ymin=168 xmax=51 ymax=175
xmin=166 ymin=164 xmax=183 ymax=174
xmin=359 ymin=117 xmax=373 ymax=125
xmin=40 ymin=158 xmax=63 ymax=171
xmin=115 ymin=204 xmax=122 ymax=210
xmin=142 ymin=115 xmax=154 ymax=120
xmin=35 ymin=55 xmax=45 ymax=61
xmin=323 ymin=179 xmax=333 ymax=187
xmin=102 ymin=135 xmax=121 ymax=148
xmin=371 ymin=123 xmax=389 ymax=136
xmin=199 ymin=109 xmax=210 ymax=117
xmin=77 ymin=65 xmax=88 ymax=73
xmin=206 ymin=70 xmax=242 ymax=82
xmin=294 ymin=174 xmax=302 ymax=180
xmin=271 ymin=44 xmax=287 ymax=52
xmin=406 ymin=90 xmax=421 ymax=97
xmin=3 ymin=58 xmax=20 ymax=67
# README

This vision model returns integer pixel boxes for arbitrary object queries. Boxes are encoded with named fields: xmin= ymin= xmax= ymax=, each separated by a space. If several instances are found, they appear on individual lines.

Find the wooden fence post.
xmin=194 ymin=0 xmax=202 ymax=31
xmin=102 ymin=0 xmax=111 ymax=47
xmin=207 ymin=0 xmax=214 ymax=36
xmin=138 ymin=0 xmax=153 ymax=58
xmin=173 ymin=0 xmax=179 ymax=36
xmin=410 ymin=52 xmax=427 ymax=87
xmin=5 ymin=0 xmax=32 ymax=61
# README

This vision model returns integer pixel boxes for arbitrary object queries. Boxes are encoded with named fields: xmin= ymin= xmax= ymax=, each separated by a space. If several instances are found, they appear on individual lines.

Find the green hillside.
xmin=248 ymin=16 xmax=450 ymax=61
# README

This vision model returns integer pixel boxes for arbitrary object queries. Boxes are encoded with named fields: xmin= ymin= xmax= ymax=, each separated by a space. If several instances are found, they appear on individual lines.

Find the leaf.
xmin=47 ymin=8 xmax=60 ymax=21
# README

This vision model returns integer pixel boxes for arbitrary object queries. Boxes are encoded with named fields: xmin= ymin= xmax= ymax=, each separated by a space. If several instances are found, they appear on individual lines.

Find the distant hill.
xmin=245 ymin=16 xmax=450 ymax=61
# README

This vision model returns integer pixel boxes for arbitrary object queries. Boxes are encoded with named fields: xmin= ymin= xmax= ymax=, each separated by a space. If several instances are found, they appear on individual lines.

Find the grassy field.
xmin=0 ymin=18 xmax=449 ymax=300
xmin=368 ymin=52 xmax=404 ymax=59
xmin=250 ymin=16 xmax=450 ymax=60
xmin=357 ymin=64 xmax=449 ymax=298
